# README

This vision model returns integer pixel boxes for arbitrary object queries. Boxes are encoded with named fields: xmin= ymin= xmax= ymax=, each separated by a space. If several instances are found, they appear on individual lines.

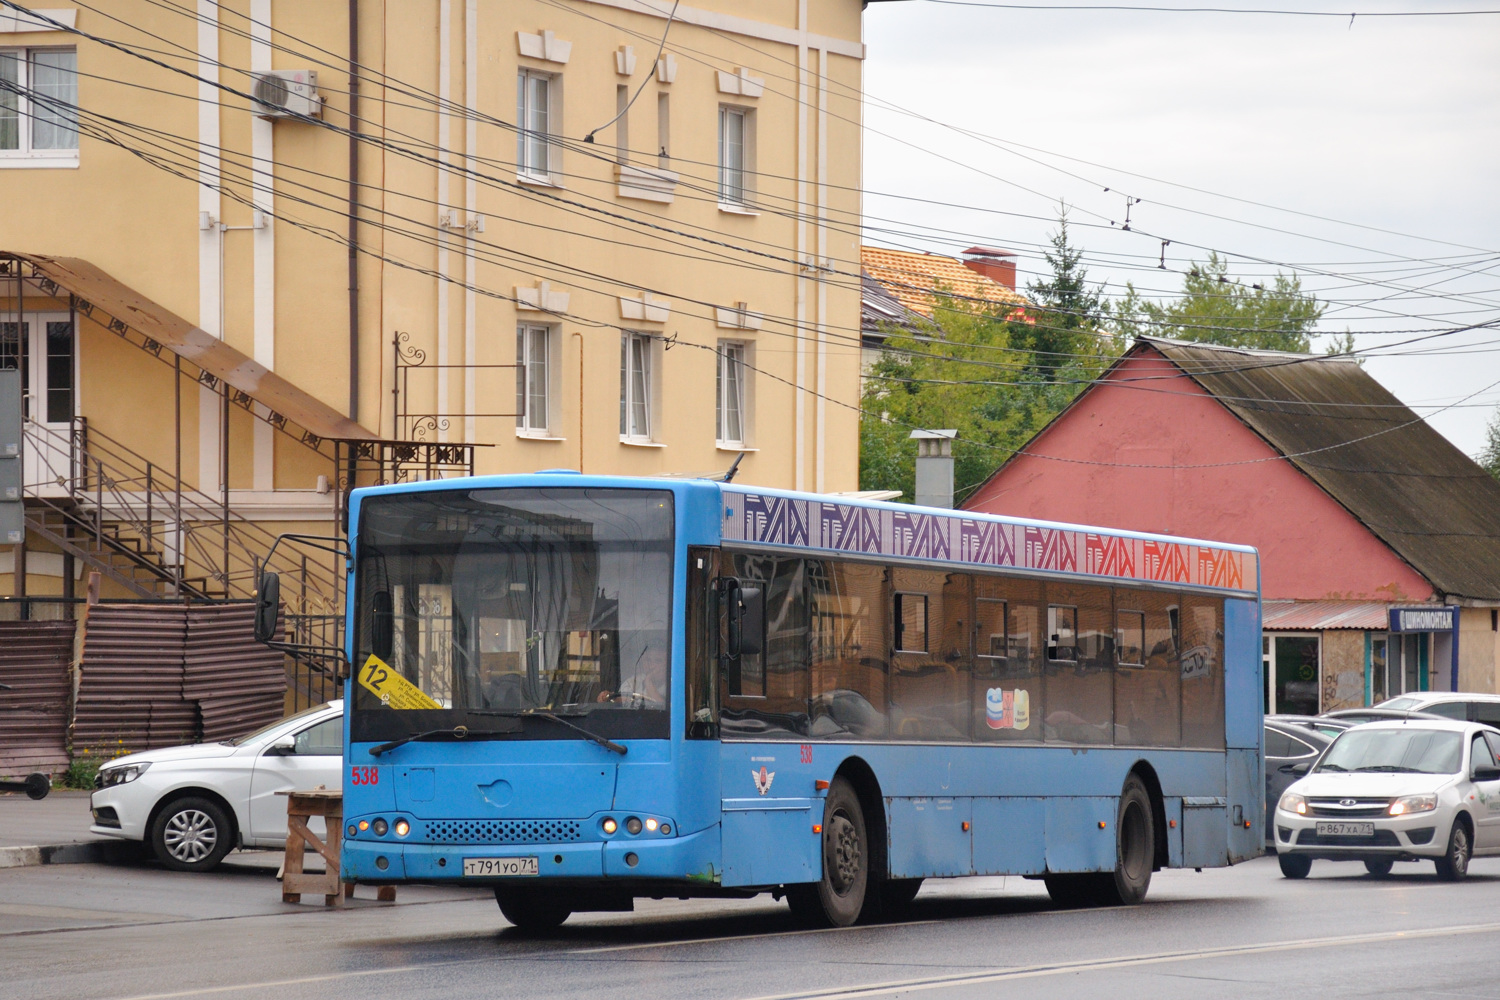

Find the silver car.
xmin=1273 ymin=719 xmax=1500 ymax=880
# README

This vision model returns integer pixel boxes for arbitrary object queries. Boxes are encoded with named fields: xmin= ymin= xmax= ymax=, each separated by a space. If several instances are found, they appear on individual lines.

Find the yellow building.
xmin=0 ymin=1 xmax=867 ymax=623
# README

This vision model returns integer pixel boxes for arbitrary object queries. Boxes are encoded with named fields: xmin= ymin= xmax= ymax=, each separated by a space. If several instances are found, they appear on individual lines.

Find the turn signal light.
xmin=815 ymin=779 xmax=830 ymax=791
xmin=358 ymin=820 xmax=369 ymax=831
xmin=961 ymin=821 xmax=970 ymax=832
xmin=813 ymin=824 xmax=823 ymax=834
xmin=1098 ymin=821 xmax=1106 ymax=829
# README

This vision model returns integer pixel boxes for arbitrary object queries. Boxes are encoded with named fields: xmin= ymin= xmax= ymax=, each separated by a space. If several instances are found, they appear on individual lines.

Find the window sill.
xmin=717 ymin=202 xmax=759 ymax=217
xmin=0 ymin=155 xmax=79 ymax=169
xmin=715 ymin=445 xmax=758 ymax=453
xmin=515 ymin=431 xmax=567 ymax=442
xmin=620 ymin=438 xmax=666 ymax=448
xmin=517 ymin=173 xmax=563 ymax=189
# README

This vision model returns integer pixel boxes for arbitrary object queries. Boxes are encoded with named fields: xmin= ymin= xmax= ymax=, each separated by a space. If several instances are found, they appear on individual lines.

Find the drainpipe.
xmin=347 ymin=0 xmax=360 ymax=424
xmin=910 ymin=429 xmax=958 ymax=509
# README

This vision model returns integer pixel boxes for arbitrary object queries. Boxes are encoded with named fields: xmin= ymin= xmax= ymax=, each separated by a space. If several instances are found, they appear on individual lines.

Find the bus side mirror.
xmin=371 ymin=590 xmax=394 ymax=661
xmin=254 ymin=572 xmax=280 ymax=644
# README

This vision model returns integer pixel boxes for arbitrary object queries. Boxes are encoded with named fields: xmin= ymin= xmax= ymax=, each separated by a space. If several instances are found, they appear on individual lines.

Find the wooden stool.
xmin=279 ymin=787 xmax=344 ymax=906
xmin=278 ymin=788 xmax=398 ymax=906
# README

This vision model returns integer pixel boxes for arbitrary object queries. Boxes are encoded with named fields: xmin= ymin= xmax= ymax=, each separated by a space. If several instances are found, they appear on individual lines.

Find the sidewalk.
xmin=0 ymin=788 xmax=312 ymax=870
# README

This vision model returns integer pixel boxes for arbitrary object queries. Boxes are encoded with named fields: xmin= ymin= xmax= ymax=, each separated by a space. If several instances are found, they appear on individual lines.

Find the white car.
xmin=89 ymin=700 xmax=344 ymax=871
xmin=1273 ymin=719 xmax=1500 ymax=881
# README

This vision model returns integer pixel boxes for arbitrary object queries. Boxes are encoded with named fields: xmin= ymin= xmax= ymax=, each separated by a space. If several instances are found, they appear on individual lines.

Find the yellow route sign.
xmin=357 ymin=654 xmax=442 ymax=710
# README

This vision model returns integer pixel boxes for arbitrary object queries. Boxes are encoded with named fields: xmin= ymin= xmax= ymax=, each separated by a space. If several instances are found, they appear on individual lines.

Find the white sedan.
xmin=1273 ymin=718 xmax=1500 ymax=880
xmin=89 ymin=700 xmax=344 ymax=871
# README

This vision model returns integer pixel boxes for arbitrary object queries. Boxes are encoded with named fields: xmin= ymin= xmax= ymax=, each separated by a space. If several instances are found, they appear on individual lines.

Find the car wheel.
xmin=787 ymin=777 xmax=869 ymax=927
xmin=1278 ymin=853 xmax=1312 ymax=879
xmin=495 ymin=888 xmax=571 ymax=931
xmin=1364 ymin=859 xmax=1394 ymax=877
xmin=1435 ymin=819 xmax=1471 ymax=882
xmin=150 ymin=796 xmax=233 ymax=872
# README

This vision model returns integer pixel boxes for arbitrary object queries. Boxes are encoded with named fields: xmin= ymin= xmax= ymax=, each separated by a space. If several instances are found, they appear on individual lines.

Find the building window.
xmin=718 ymin=105 xmax=752 ymax=205
xmin=0 ymin=48 xmax=78 ymax=163
xmin=1047 ymin=605 xmax=1077 ymax=662
xmin=715 ymin=341 xmax=748 ymax=447
xmin=515 ymin=324 xmax=552 ymax=435
xmin=657 ymin=92 xmax=670 ymax=167
xmin=516 ymin=69 xmax=556 ymax=180
xmin=1116 ymin=610 xmax=1145 ymax=667
xmin=619 ymin=332 xmax=652 ymax=441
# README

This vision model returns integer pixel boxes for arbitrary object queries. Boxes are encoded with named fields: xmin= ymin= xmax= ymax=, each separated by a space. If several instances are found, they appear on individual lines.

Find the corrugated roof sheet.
xmin=1263 ymin=600 xmax=1393 ymax=630
xmin=1145 ymin=337 xmax=1500 ymax=601
xmin=861 ymin=246 xmax=1027 ymax=318
xmin=861 ymin=269 xmax=927 ymax=340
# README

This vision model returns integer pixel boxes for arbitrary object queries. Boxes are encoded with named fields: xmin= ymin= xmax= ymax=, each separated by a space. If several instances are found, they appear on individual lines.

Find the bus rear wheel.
xmin=787 ymin=777 xmax=869 ymax=927
xmin=495 ymin=888 xmax=571 ymax=931
xmin=1099 ymin=774 xmax=1155 ymax=905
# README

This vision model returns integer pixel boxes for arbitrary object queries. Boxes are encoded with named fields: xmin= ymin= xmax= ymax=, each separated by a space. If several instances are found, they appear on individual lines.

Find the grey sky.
xmin=861 ymin=0 xmax=1500 ymax=456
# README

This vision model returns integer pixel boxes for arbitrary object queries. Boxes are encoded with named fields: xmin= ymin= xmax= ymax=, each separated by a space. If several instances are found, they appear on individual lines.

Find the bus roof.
xmin=349 ymin=473 xmax=1260 ymax=597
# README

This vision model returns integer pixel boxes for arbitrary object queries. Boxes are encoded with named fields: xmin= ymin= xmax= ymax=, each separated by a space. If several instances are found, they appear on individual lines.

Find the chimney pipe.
xmin=910 ymin=430 xmax=958 ymax=509
xmin=960 ymin=247 xmax=1017 ymax=291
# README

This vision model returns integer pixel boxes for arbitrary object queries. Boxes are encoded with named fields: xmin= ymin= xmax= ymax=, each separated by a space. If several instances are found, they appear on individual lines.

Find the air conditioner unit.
xmin=251 ymin=69 xmax=321 ymax=120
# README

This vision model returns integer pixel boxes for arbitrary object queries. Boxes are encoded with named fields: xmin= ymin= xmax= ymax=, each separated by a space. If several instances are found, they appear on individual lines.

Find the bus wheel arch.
xmin=832 ymin=756 xmax=887 ymax=882
xmin=1127 ymin=761 xmax=1169 ymax=872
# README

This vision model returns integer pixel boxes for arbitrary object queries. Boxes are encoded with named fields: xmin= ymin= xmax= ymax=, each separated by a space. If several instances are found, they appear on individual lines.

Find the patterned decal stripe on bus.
xmin=722 ymin=491 xmax=1256 ymax=594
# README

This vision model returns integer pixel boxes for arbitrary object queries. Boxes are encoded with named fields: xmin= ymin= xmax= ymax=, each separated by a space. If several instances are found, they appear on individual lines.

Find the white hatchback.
xmin=1273 ymin=719 xmax=1500 ymax=880
xmin=88 ymin=700 xmax=344 ymax=871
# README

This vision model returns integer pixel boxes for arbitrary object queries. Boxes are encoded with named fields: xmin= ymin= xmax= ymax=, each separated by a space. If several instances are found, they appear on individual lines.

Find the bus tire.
xmin=1043 ymin=874 xmax=1096 ymax=908
xmin=1099 ymin=774 xmax=1155 ymax=905
xmin=495 ymin=888 xmax=571 ymax=931
xmin=787 ymin=777 xmax=869 ymax=927
xmin=880 ymin=877 xmax=923 ymax=914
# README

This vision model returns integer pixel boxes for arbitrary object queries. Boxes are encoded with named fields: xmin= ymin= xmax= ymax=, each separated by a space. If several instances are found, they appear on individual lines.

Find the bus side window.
xmin=809 ymin=561 xmax=889 ymax=740
xmin=889 ymin=568 xmax=969 ymax=741
xmin=1181 ymin=595 xmax=1225 ymax=748
xmin=1044 ymin=583 xmax=1112 ymax=745
xmin=719 ymin=555 xmax=809 ymax=739
xmin=973 ymin=574 xmax=1042 ymax=742
xmin=685 ymin=547 xmax=719 ymax=738
xmin=1114 ymin=588 xmax=1181 ymax=747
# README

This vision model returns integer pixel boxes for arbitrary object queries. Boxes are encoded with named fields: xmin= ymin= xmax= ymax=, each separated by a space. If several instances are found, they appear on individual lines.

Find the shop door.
xmin=0 ymin=313 xmax=74 ymax=496
xmin=1272 ymin=635 xmax=1320 ymax=715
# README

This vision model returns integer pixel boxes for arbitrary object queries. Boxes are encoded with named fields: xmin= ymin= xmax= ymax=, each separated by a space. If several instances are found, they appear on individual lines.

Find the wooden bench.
xmin=278 ymin=787 xmax=396 ymax=906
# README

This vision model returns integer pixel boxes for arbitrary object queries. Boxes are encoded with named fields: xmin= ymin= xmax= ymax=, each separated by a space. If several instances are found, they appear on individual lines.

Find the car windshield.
xmin=1378 ymin=697 xmax=1421 ymax=711
xmin=1316 ymin=728 xmax=1463 ymax=775
xmin=352 ymin=488 xmax=673 ymax=732
xmin=222 ymin=703 xmax=334 ymax=746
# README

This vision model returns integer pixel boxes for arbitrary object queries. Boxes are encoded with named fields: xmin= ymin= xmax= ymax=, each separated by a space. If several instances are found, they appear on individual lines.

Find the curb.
xmin=0 ymin=841 xmax=148 ymax=868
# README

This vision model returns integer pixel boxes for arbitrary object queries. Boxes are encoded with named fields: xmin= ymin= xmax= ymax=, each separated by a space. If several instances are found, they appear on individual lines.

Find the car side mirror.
xmin=254 ymin=572 xmax=280 ymax=644
xmin=1290 ymin=762 xmax=1311 ymax=776
xmin=1473 ymin=765 xmax=1500 ymax=782
xmin=267 ymin=736 xmax=296 ymax=756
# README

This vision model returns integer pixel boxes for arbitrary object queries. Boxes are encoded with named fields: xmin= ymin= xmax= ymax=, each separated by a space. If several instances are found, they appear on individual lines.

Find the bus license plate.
xmin=463 ymin=857 xmax=539 ymax=877
xmin=1316 ymin=821 xmax=1374 ymax=838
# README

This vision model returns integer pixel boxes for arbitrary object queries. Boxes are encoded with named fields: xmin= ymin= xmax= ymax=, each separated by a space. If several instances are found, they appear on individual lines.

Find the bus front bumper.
xmin=341 ymin=824 xmax=721 ymax=885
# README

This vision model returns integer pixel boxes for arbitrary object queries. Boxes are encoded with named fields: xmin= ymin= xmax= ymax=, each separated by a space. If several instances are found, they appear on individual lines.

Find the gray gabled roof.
xmin=1142 ymin=337 xmax=1500 ymax=602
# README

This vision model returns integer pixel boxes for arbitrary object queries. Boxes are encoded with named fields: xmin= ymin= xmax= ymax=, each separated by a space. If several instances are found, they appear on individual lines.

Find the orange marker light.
xmin=812 ymin=824 xmax=823 ymax=834
xmin=1169 ymin=819 xmax=1177 ymax=828
xmin=961 ymin=821 xmax=970 ymax=832
xmin=1098 ymin=821 xmax=1106 ymax=829
xmin=815 ymin=779 xmax=830 ymax=791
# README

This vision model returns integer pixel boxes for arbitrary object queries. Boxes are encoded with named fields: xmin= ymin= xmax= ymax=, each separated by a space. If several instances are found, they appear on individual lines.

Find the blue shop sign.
xmin=1389 ymin=606 xmax=1457 ymax=633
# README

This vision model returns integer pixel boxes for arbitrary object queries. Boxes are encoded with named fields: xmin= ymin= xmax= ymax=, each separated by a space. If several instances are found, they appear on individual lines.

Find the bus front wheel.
xmin=788 ymin=777 xmax=869 ymax=927
xmin=495 ymin=888 xmax=571 ymax=931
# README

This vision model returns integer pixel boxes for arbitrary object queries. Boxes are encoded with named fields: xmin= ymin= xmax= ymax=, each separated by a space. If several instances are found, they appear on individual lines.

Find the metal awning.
xmin=1262 ymin=600 xmax=1394 ymax=631
xmin=6 ymin=254 xmax=376 ymax=442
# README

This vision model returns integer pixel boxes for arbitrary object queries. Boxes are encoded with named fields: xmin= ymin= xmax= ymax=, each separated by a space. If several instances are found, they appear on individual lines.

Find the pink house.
xmin=962 ymin=338 xmax=1500 ymax=715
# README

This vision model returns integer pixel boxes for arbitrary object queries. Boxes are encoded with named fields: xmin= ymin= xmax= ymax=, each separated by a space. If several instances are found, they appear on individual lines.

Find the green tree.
xmin=1009 ymin=213 xmax=1108 ymax=379
xmin=1480 ymin=406 xmax=1500 ymax=481
xmin=1114 ymin=252 xmax=1324 ymax=351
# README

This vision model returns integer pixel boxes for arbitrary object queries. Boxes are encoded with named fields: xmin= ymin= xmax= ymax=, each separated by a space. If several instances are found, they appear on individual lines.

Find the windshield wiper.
xmin=368 ymin=725 xmax=518 ymax=757
xmin=1317 ymin=764 xmax=1349 ymax=772
xmin=470 ymin=709 xmax=627 ymax=755
xmin=1354 ymin=765 xmax=1423 ymax=773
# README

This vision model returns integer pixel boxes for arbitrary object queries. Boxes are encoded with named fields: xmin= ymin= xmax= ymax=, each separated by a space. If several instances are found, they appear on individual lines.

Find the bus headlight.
xmin=1390 ymin=794 xmax=1437 ymax=816
xmin=394 ymin=819 xmax=410 ymax=837
xmin=1279 ymin=792 xmax=1307 ymax=816
xmin=602 ymin=817 xmax=617 ymax=835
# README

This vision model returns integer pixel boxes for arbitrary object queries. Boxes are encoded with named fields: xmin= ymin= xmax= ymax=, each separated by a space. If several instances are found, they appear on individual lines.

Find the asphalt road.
xmin=6 ymin=852 xmax=1500 ymax=1000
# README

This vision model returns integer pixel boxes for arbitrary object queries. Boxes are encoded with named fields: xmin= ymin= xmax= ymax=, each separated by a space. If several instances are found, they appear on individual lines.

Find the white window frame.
xmin=717 ymin=105 xmax=754 ymax=208
xmin=715 ymin=340 xmax=752 ymax=449
xmin=0 ymin=46 xmax=79 ymax=168
xmin=619 ymin=331 xmax=655 ymax=443
xmin=516 ymin=68 xmax=559 ymax=183
xmin=515 ymin=323 xmax=557 ymax=437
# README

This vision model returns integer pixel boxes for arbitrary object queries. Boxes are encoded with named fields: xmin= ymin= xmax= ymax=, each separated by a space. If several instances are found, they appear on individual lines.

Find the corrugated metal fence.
xmin=0 ymin=604 xmax=288 ymax=774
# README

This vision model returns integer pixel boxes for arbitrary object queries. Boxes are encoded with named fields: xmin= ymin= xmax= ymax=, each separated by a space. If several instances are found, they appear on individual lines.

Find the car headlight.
xmin=1389 ymin=794 xmax=1437 ymax=816
xmin=1279 ymin=791 xmax=1307 ymax=815
xmin=98 ymin=762 xmax=151 ymax=788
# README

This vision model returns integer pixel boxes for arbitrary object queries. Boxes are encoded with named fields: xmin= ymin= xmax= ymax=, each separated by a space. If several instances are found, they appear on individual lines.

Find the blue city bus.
xmin=336 ymin=473 xmax=1262 ymax=928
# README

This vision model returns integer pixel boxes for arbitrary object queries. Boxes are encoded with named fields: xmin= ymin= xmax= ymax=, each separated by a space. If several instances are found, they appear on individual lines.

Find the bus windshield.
xmin=352 ymin=487 xmax=673 ymax=738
